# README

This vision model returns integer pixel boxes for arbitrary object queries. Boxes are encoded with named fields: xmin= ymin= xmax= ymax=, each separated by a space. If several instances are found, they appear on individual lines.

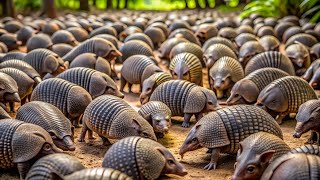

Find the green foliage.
xmin=14 ymin=0 xmax=41 ymax=10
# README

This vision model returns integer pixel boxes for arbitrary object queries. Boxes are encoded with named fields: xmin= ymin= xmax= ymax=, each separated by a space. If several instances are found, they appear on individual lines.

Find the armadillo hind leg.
xmin=120 ymin=76 xmax=126 ymax=92
xmin=128 ymin=83 xmax=133 ymax=93
xmin=100 ymin=136 xmax=112 ymax=146
xmin=204 ymin=148 xmax=221 ymax=170
xmin=182 ymin=113 xmax=193 ymax=128
xmin=79 ymin=122 xmax=88 ymax=142
xmin=308 ymin=131 xmax=320 ymax=145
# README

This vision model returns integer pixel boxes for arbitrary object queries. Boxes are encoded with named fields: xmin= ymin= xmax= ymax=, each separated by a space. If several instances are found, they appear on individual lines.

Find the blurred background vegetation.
xmin=0 ymin=0 xmax=319 ymax=22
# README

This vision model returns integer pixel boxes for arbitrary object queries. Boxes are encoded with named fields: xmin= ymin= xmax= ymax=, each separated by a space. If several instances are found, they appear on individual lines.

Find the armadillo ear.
xmin=155 ymin=146 xmax=167 ymax=156
xmin=258 ymin=150 xmax=275 ymax=164
xmin=131 ymin=119 xmax=142 ymax=131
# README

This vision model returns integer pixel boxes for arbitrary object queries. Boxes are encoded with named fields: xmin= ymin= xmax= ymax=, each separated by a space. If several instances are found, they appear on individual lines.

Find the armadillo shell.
xmin=51 ymin=30 xmax=77 ymax=45
xmin=124 ymin=33 xmax=154 ymax=50
xmin=282 ymin=26 xmax=303 ymax=43
xmin=169 ymin=42 xmax=205 ymax=67
xmin=196 ymin=105 xmax=283 ymax=153
xmin=218 ymin=27 xmax=237 ymax=40
xmin=239 ymin=41 xmax=264 ymax=58
xmin=285 ymin=33 xmax=318 ymax=48
xmin=150 ymin=80 xmax=196 ymax=116
xmin=0 ymin=59 xmax=41 ymax=81
xmin=0 ymin=72 xmax=19 ymax=93
xmin=259 ymin=35 xmax=280 ymax=51
xmin=0 ymin=42 xmax=8 ymax=53
xmin=0 ymin=106 xmax=10 ymax=119
xmin=89 ymin=26 xmax=117 ymax=38
xmin=120 ymin=40 xmax=154 ymax=63
xmin=274 ymin=22 xmax=295 ymax=41
xmin=52 ymin=43 xmax=73 ymax=57
xmin=296 ymin=99 xmax=320 ymax=123
xmin=65 ymin=168 xmax=132 ymax=180
xmin=1 ymin=52 xmax=26 ymax=61
xmin=94 ymin=34 xmax=120 ymax=49
xmin=209 ymin=56 xmax=244 ymax=83
xmin=145 ymin=72 xmax=172 ymax=87
xmin=121 ymin=55 xmax=155 ymax=84
xmin=202 ymin=37 xmax=237 ymax=53
xmin=144 ymin=26 xmax=166 ymax=46
xmin=169 ymin=21 xmax=191 ymax=32
xmin=16 ymin=101 xmax=72 ymax=140
xmin=26 ymin=33 xmax=53 ymax=52
xmin=102 ymin=136 xmax=165 ymax=180
xmin=158 ymin=37 xmax=188 ymax=59
xmin=261 ymin=153 xmax=320 ymax=180
xmin=138 ymin=101 xmax=172 ymax=122
xmin=257 ymin=26 xmax=276 ymax=37
xmin=234 ymin=33 xmax=257 ymax=47
xmin=169 ymin=53 xmax=202 ymax=84
xmin=245 ymin=51 xmax=295 ymax=76
xmin=204 ymin=44 xmax=237 ymax=65
xmin=67 ymin=27 xmax=89 ymax=42
xmin=149 ymin=22 xmax=169 ymax=37
xmin=25 ymin=153 xmax=85 ymax=180
xmin=237 ymin=25 xmax=254 ymax=34
xmin=168 ymin=28 xmax=201 ymax=46
xmin=289 ymin=145 xmax=320 ymax=156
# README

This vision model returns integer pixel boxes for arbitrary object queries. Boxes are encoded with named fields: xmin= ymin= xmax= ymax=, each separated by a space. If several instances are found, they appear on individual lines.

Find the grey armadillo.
xmin=67 ymin=27 xmax=89 ymax=42
xmin=25 ymin=153 xmax=84 ymax=180
xmin=169 ymin=42 xmax=205 ymax=67
xmin=239 ymin=41 xmax=264 ymax=67
xmin=52 ymin=43 xmax=74 ymax=57
xmin=57 ymin=67 xmax=123 ymax=99
xmin=168 ymin=28 xmax=201 ymax=46
xmin=179 ymin=105 xmax=283 ymax=170
xmin=120 ymin=55 xmax=162 ymax=93
xmin=79 ymin=95 xmax=156 ymax=145
xmin=150 ymin=80 xmax=220 ymax=128
xmin=202 ymin=37 xmax=237 ymax=54
xmin=30 ymin=78 xmax=92 ymax=127
xmin=119 ymin=40 xmax=154 ymax=63
xmin=51 ymin=30 xmax=78 ymax=46
xmin=285 ymin=33 xmax=318 ymax=48
xmin=209 ymin=56 xmax=244 ymax=99
xmin=285 ymin=43 xmax=311 ymax=76
xmin=16 ymin=101 xmax=75 ymax=151
xmin=256 ymin=76 xmax=317 ymax=124
xmin=138 ymin=101 xmax=171 ymax=137
xmin=0 ymin=106 xmax=10 ymax=119
xmin=0 ymin=72 xmax=20 ymax=111
xmin=119 ymin=26 xmax=143 ymax=41
xmin=102 ymin=136 xmax=187 ymax=179
xmin=293 ymin=99 xmax=320 ymax=144
xmin=169 ymin=53 xmax=202 ymax=85
xmin=309 ymin=68 xmax=320 ymax=89
xmin=218 ymin=27 xmax=237 ymax=41
xmin=257 ymin=26 xmax=276 ymax=37
xmin=23 ymin=48 xmax=66 ymax=77
xmin=302 ymin=59 xmax=320 ymax=82
xmin=1 ymin=51 xmax=26 ymax=61
xmin=124 ymin=33 xmax=154 ymax=50
xmin=234 ymin=33 xmax=258 ymax=48
xmin=227 ymin=68 xmax=289 ymax=105
xmin=158 ymin=36 xmax=189 ymax=60
xmin=89 ymin=26 xmax=118 ymax=38
xmin=245 ymin=51 xmax=295 ymax=76
xmin=62 ymin=168 xmax=132 ymax=180
xmin=259 ymin=35 xmax=280 ymax=51
xmin=289 ymin=144 xmax=320 ymax=156
xmin=261 ymin=153 xmax=320 ymax=180
xmin=144 ymin=26 xmax=166 ymax=49
xmin=237 ymin=25 xmax=254 ymax=34
xmin=204 ymin=43 xmax=237 ymax=69
xmin=232 ymin=132 xmax=291 ymax=180
xmin=42 ymin=22 xmax=60 ymax=36
xmin=0 ymin=119 xmax=60 ymax=179
xmin=140 ymin=72 xmax=172 ymax=105
xmin=17 ymin=26 xmax=35 ymax=46
xmin=62 ymin=37 xmax=122 ymax=62
xmin=0 ymin=33 xmax=21 ymax=51
xmin=195 ymin=24 xmax=218 ymax=45
xmin=310 ymin=43 xmax=320 ymax=60
xmin=4 ymin=20 xmax=22 ymax=33
xmin=282 ymin=26 xmax=303 ymax=43
xmin=274 ymin=22 xmax=295 ymax=41
xmin=26 ymin=33 xmax=53 ymax=52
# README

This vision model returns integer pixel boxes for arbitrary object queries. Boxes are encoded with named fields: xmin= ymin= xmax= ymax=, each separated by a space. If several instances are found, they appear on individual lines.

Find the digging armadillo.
xmin=0 ymin=72 xmax=20 ymax=111
xmin=61 ymin=168 xmax=132 ymax=180
xmin=227 ymin=68 xmax=289 ymax=105
xmin=169 ymin=53 xmax=203 ymax=85
xmin=169 ymin=42 xmax=205 ymax=67
xmin=0 ymin=119 xmax=60 ymax=179
xmin=256 ymin=76 xmax=317 ymax=124
xmin=120 ymin=55 xmax=162 ymax=93
xmin=285 ymin=43 xmax=311 ymax=76
xmin=51 ymin=30 xmax=78 ymax=46
xmin=30 ymin=78 xmax=92 ymax=127
xmin=56 ymin=67 xmax=123 ymax=99
xmin=144 ymin=26 xmax=166 ymax=49
xmin=67 ymin=27 xmax=89 ymax=42
xmin=25 ymin=153 xmax=85 ymax=180
xmin=26 ymin=33 xmax=53 ymax=52
xmin=102 ymin=136 xmax=187 ymax=179
xmin=150 ymin=80 xmax=220 ymax=128
xmin=204 ymin=43 xmax=237 ymax=69
xmin=79 ymin=95 xmax=156 ymax=145
xmin=138 ymin=101 xmax=171 ymax=138
xmin=209 ymin=56 xmax=244 ymax=99
xmin=179 ymin=105 xmax=283 ymax=170
xmin=234 ymin=33 xmax=258 ymax=48
xmin=119 ymin=40 xmax=154 ymax=63
xmin=239 ymin=41 xmax=265 ymax=67
xmin=16 ymin=101 xmax=75 ymax=151
xmin=168 ymin=28 xmax=201 ymax=45
xmin=0 ymin=33 xmax=21 ymax=51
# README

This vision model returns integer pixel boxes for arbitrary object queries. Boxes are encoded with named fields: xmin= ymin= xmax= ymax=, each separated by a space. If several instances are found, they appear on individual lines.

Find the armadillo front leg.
xmin=79 ymin=122 xmax=93 ymax=142
xmin=182 ymin=113 xmax=193 ymax=128
xmin=204 ymin=148 xmax=220 ymax=170
xmin=308 ymin=131 xmax=320 ymax=145
xmin=100 ymin=136 xmax=112 ymax=146
xmin=195 ymin=112 xmax=203 ymax=122
xmin=17 ymin=162 xmax=30 ymax=180
xmin=276 ymin=112 xmax=288 ymax=124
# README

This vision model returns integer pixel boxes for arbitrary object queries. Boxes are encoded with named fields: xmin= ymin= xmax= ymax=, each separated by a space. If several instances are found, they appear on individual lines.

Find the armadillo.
xmin=4 ymin=20 xmax=22 ymax=33
xmin=285 ymin=33 xmax=318 ymax=48
xmin=89 ymin=25 xmax=118 ymax=38
xmin=202 ymin=37 xmax=237 ymax=54
xmin=289 ymin=144 xmax=320 ymax=156
xmin=168 ymin=28 xmax=201 ymax=46
xmin=158 ymin=36 xmax=189 ymax=60
xmin=169 ymin=53 xmax=203 ymax=85
xmin=282 ymin=26 xmax=304 ymax=43
xmin=195 ymin=24 xmax=218 ymax=45
xmin=120 ymin=55 xmax=162 ymax=93
xmin=0 ymin=119 xmax=60 ymax=179
xmin=150 ymin=80 xmax=220 ymax=128
xmin=67 ymin=27 xmax=89 ymax=42
xmin=237 ymin=25 xmax=254 ymax=34
xmin=169 ymin=21 xmax=191 ymax=32
xmin=62 ymin=168 xmax=132 ymax=180
xmin=179 ymin=105 xmax=283 ymax=170
xmin=119 ymin=40 xmax=154 ymax=63
xmin=209 ymin=56 xmax=244 ymax=99
xmin=94 ymin=34 xmax=120 ymax=49
xmin=57 ymin=67 xmax=123 ymax=99
xmin=302 ymin=59 xmax=320 ymax=81
xmin=257 ymin=26 xmax=276 ymax=37
xmin=0 ymin=106 xmax=11 ymax=119
xmin=0 ymin=42 xmax=8 ymax=53
xmin=79 ymin=95 xmax=156 ymax=145
xmin=102 ymin=136 xmax=187 ymax=179
xmin=23 ymin=48 xmax=66 ymax=77
xmin=259 ymin=35 xmax=280 ymax=51
xmin=0 ymin=33 xmax=21 ymax=51
xmin=245 ymin=51 xmax=295 ymax=76
xmin=234 ymin=33 xmax=258 ymax=48
xmin=285 ymin=43 xmax=311 ymax=76
xmin=204 ymin=43 xmax=237 ymax=69
xmin=169 ymin=42 xmax=205 ymax=67
xmin=30 ymin=78 xmax=92 ymax=127
xmin=42 ymin=22 xmax=60 ymax=36
xmin=51 ymin=30 xmax=78 ymax=46
xmin=124 ymin=33 xmax=154 ymax=50
xmin=25 ymin=153 xmax=85 ymax=180
xmin=274 ymin=22 xmax=295 ymax=41
xmin=17 ymin=26 xmax=35 ymax=46
xmin=52 ymin=43 xmax=74 ymax=57
xmin=144 ymin=26 xmax=166 ymax=49
xmin=310 ymin=43 xmax=320 ymax=60
xmin=149 ymin=22 xmax=169 ymax=37
xmin=26 ymin=33 xmax=53 ymax=52
xmin=239 ymin=41 xmax=265 ymax=67
xmin=218 ymin=27 xmax=237 ymax=41
xmin=1 ymin=51 xmax=26 ymax=61
xmin=256 ymin=76 xmax=317 ymax=124
xmin=0 ymin=72 xmax=20 ymax=111
xmin=119 ymin=26 xmax=143 ymax=41
xmin=227 ymin=68 xmax=289 ymax=105
xmin=261 ymin=153 xmax=320 ymax=180
xmin=16 ymin=101 xmax=75 ymax=151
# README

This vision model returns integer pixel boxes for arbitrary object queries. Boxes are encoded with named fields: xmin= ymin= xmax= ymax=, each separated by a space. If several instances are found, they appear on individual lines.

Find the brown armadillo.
xmin=79 ymin=95 xmax=156 ymax=145
xmin=62 ymin=37 xmax=122 ymax=62
xmin=124 ymin=33 xmax=154 ymax=50
xmin=149 ymin=22 xmax=169 ymax=38
xmin=239 ymin=41 xmax=264 ymax=67
xmin=209 ymin=56 xmax=244 ymax=99
xmin=256 ymin=76 xmax=318 ymax=124
xmin=234 ymin=33 xmax=258 ymax=48
xmin=0 ymin=119 xmax=61 ymax=179
xmin=23 ymin=48 xmax=66 ymax=78
xmin=30 ymin=78 xmax=92 ymax=127
xmin=285 ymin=43 xmax=311 ymax=76
xmin=52 ymin=43 xmax=74 ymax=57
xmin=179 ymin=105 xmax=283 ymax=170
xmin=25 ymin=153 xmax=85 ymax=180
xmin=0 ymin=72 xmax=20 ymax=111
xmin=0 ymin=33 xmax=21 ymax=51
xmin=4 ymin=20 xmax=22 ymax=33
xmin=282 ymin=26 xmax=303 ymax=43
xmin=62 ymin=168 xmax=132 ymax=180
xmin=67 ymin=27 xmax=89 ymax=42
xmin=237 ymin=25 xmax=254 ymax=34
xmin=195 ymin=24 xmax=218 ymax=45
xmin=285 ymin=33 xmax=318 ymax=48
xmin=140 ymin=72 xmax=172 ymax=105
xmin=274 ymin=22 xmax=295 ymax=41
xmin=120 ymin=55 xmax=162 ymax=93
xmin=232 ymin=132 xmax=291 ymax=180
xmin=57 ymin=67 xmax=123 ymax=99
xmin=293 ymin=99 xmax=320 ymax=144
xmin=261 ymin=153 xmax=320 ymax=180
xmin=302 ymin=59 xmax=320 ymax=81
xmin=202 ymin=37 xmax=237 ymax=54
xmin=227 ymin=68 xmax=289 ymax=105
xmin=218 ymin=27 xmax=237 ymax=41
xmin=89 ymin=25 xmax=118 ymax=38
xmin=169 ymin=42 xmax=205 ymax=67
xmin=17 ymin=26 xmax=36 ymax=46
xmin=204 ymin=43 xmax=237 ymax=69
xmin=150 ymin=80 xmax=220 ymax=128
xmin=119 ymin=26 xmax=143 ymax=41
xmin=16 ymin=101 xmax=75 ymax=151
xmin=102 ymin=136 xmax=187 ymax=179
xmin=169 ymin=21 xmax=191 ymax=32
xmin=1 ymin=51 xmax=26 ymax=61
xmin=42 ymin=22 xmax=60 ymax=36
xmin=94 ymin=34 xmax=120 ymax=49
xmin=257 ymin=26 xmax=276 ymax=37
xmin=144 ymin=26 xmax=166 ymax=49
xmin=26 ymin=33 xmax=53 ymax=52
xmin=168 ymin=28 xmax=201 ymax=46
xmin=169 ymin=53 xmax=203 ymax=85
xmin=119 ymin=40 xmax=154 ymax=63
xmin=158 ymin=36 xmax=189 ymax=60
xmin=259 ymin=35 xmax=280 ymax=51
xmin=310 ymin=43 xmax=320 ymax=60
xmin=138 ymin=101 xmax=172 ymax=137
xmin=51 ymin=30 xmax=78 ymax=46
xmin=245 ymin=51 xmax=295 ymax=76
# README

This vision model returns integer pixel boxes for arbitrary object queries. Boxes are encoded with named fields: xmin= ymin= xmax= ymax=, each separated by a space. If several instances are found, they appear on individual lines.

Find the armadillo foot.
xmin=203 ymin=162 xmax=217 ymax=170
xmin=216 ymin=90 xmax=224 ymax=99
xmin=78 ymin=138 xmax=85 ymax=142
xmin=181 ymin=122 xmax=190 ymax=128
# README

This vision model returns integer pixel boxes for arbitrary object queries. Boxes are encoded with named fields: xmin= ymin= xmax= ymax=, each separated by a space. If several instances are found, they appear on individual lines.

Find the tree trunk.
xmin=116 ymin=0 xmax=121 ymax=9
xmin=204 ymin=0 xmax=210 ymax=8
xmin=184 ymin=0 xmax=189 ymax=8
xmin=1 ymin=0 xmax=15 ymax=17
xmin=79 ymin=0 xmax=90 ymax=10
xmin=41 ymin=0 xmax=57 ymax=18
xmin=106 ymin=0 xmax=113 ymax=9
xmin=195 ymin=0 xmax=201 ymax=9
xmin=214 ymin=0 xmax=224 ymax=8
xmin=124 ymin=0 xmax=128 ymax=9
xmin=92 ymin=0 xmax=96 ymax=6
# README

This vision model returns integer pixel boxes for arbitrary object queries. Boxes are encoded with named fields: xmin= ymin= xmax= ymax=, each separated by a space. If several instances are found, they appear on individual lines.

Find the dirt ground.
xmin=0 ymin=51 xmax=316 ymax=180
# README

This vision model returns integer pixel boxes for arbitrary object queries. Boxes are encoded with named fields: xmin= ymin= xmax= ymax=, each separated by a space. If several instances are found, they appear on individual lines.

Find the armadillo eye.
xmin=192 ymin=138 xmax=197 ymax=142
xmin=168 ymin=159 xmax=175 ymax=164
xmin=247 ymin=165 xmax=255 ymax=173
xmin=43 ymin=143 xmax=52 ymax=151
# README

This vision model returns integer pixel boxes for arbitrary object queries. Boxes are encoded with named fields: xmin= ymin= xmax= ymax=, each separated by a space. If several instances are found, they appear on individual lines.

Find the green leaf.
xmin=300 ymin=0 xmax=318 ymax=11
xmin=310 ymin=10 xmax=320 ymax=22
xmin=302 ymin=5 xmax=320 ymax=18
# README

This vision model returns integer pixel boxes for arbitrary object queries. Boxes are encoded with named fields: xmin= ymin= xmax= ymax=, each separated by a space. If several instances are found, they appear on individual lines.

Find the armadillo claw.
xmin=181 ymin=122 xmax=190 ymax=128
xmin=203 ymin=162 xmax=217 ymax=170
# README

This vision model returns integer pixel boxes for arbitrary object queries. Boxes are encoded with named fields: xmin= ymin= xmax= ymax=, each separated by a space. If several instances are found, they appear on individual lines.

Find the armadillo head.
xmin=227 ymin=79 xmax=259 ymax=105
xmin=130 ymin=118 xmax=157 ymax=141
xmin=179 ymin=125 xmax=203 ymax=158
xmin=67 ymin=86 xmax=92 ymax=118
xmin=90 ymin=72 xmax=124 ymax=99
xmin=309 ymin=68 xmax=320 ymax=89
xmin=94 ymin=38 xmax=122 ymax=61
xmin=141 ymin=65 xmax=162 ymax=83
xmin=204 ymin=53 xmax=215 ymax=69
xmin=286 ymin=44 xmax=310 ymax=68
xmin=293 ymin=100 xmax=320 ymax=138
xmin=0 ymin=72 xmax=20 ymax=102
xmin=255 ymin=84 xmax=288 ymax=116
xmin=171 ymin=60 xmax=190 ymax=81
xmin=211 ymin=74 xmax=233 ymax=91
xmin=52 ymin=135 xmax=76 ymax=151
xmin=140 ymin=78 xmax=156 ymax=105
xmin=201 ymin=87 xmax=220 ymax=112
xmin=43 ymin=54 xmax=66 ymax=76
xmin=151 ymin=112 xmax=171 ymax=134
xmin=195 ymin=29 xmax=207 ymax=44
